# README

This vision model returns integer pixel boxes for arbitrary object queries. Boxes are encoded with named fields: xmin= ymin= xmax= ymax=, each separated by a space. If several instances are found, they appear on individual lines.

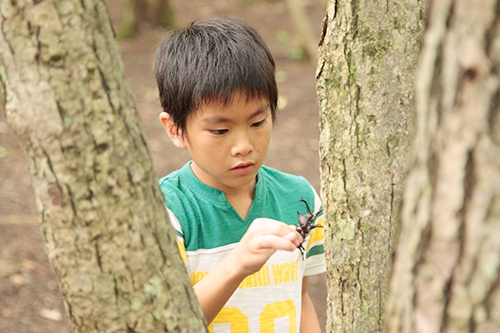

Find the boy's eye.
xmin=251 ymin=118 xmax=267 ymax=128
xmin=209 ymin=129 xmax=228 ymax=135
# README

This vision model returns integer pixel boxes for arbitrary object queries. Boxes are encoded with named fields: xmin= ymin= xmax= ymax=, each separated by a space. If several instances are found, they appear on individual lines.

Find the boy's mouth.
xmin=231 ymin=163 xmax=254 ymax=175
xmin=232 ymin=162 xmax=254 ymax=169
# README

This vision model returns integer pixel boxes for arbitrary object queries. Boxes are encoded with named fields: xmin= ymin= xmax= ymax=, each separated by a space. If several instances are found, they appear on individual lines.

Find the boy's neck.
xmin=223 ymin=174 xmax=258 ymax=220
xmin=188 ymin=161 xmax=257 ymax=219
xmin=225 ymin=189 xmax=254 ymax=220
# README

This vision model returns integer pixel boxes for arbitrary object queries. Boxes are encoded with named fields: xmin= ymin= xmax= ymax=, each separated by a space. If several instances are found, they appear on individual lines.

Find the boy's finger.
xmin=250 ymin=218 xmax=290 ymax=234
xmin=257 ymin=234 xmax=298 ymax=252
xmin=282 ymin=230 xmax=303 ymax=246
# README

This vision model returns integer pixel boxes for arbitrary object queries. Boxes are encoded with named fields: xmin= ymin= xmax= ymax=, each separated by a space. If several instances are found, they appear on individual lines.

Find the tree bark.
xmin=316 ymin=0 xmax=424 ymax=332
xmin=386 ymin=0 xmax=500 ymax=332
xmin=0 ymin=1 xmax=206 ymax=332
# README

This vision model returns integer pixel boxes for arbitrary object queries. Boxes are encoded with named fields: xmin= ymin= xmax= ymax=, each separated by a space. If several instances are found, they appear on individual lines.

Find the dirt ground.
xmin=0 ymin=0 xmax=327 ymax=332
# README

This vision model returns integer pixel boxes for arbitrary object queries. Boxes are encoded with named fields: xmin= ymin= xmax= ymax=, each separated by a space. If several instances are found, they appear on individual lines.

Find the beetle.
xmin=296 ymin=197 xmax=323 ymax=257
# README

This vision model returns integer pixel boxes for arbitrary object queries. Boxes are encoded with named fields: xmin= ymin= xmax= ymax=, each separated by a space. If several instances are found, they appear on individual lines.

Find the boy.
xmin=155 ymin=17 xmax=325 ymax=332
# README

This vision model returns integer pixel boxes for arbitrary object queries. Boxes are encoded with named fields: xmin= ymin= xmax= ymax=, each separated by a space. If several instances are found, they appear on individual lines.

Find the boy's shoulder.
xmin=158 ymin=162 xmax=318 ymax=208
xmin=158 ymin=162 xmax=203 ymax=211
xmin=258 ymin=165 xmax=312 ymax=190
xmin=158 ymin=166 xmax=183 ymax=190
xmin=256 ymin=165 xmax=318 ymax=210
xmin=159 ymin=163 xmax=311 ymax=190
xmin=158 ymin=167 xmax=183 ymax=199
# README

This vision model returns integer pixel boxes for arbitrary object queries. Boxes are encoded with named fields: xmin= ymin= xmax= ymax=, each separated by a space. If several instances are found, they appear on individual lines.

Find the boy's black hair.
xmin=155 ymin=17 xmax=278 ymax=134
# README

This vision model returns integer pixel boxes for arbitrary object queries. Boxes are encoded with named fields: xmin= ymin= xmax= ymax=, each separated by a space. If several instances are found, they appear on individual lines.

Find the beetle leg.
xmin=298 ymin=243 xmax=305 ymax=259
xmin=299 ymin=197 xmax=313 ymax=215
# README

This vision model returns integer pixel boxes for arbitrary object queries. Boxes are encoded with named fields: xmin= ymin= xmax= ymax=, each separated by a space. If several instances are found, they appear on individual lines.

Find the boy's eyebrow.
xmin=200 ymin=115 xmax=232 ymax=124
xmin=200 ymin=108 xmax=268 ymax=124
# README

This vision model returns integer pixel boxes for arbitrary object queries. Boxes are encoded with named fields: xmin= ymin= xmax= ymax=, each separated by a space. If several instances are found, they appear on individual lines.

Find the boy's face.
xmin=162 ymin=91 xmax=273 ymax=196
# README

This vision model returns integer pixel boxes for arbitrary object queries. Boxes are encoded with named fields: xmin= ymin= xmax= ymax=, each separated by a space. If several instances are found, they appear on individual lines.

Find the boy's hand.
xmin=192 ymin=218 xmax=302 ymax=324
xmin=229 ymin=218 xmax=303 ymax=277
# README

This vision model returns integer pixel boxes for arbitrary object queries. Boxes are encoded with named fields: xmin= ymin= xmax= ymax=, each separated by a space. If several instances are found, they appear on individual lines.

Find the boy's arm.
xmin=192 ymin=218 xmax=303 ymax=324
xmin=300 ymin=277 xmax=322 ymax=333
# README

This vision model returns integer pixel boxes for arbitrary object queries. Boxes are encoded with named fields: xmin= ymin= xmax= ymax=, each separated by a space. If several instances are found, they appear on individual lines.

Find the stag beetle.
xmin=296 ymin=197 xmax=323 ymax=258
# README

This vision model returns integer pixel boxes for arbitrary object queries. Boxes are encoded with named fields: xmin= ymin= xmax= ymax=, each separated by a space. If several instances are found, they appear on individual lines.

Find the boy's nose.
xmin=231 ymin=132 xmax=253 ymax=156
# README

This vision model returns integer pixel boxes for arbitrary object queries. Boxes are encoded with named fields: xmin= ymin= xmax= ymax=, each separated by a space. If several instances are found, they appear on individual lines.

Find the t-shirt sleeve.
xmin=167 ymin=208 xmax=188 ymax=263
xmin=304 ymin=186 xmax=326 ymax=276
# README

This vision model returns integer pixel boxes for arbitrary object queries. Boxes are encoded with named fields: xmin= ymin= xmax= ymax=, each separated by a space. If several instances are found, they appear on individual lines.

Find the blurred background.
xmin=0 ymin=0 xmax=327 ymax=332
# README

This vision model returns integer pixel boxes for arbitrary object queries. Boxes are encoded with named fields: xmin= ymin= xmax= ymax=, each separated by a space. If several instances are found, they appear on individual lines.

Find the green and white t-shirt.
xmin=159 ymin=162 xmax=326 ymax=333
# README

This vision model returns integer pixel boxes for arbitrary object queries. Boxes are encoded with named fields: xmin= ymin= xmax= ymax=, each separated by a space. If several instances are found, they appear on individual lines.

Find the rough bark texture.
xmin=386 ymin=1 xmax=500 ymax=332
xmin=316 ymin=0 xmax=423 ymax=332
xmin=0 ymin=1 xmax=206 ymax=332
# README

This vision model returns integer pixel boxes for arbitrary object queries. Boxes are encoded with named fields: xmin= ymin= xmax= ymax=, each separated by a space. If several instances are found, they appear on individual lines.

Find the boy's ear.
xmin=159 ymin=112 xmax=186 ymax=148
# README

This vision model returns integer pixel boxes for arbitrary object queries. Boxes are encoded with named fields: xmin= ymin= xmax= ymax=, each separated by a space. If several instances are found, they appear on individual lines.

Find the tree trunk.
xmin=386 ymin=1 xmax=500 ymax=332
xmin=316 ymin=0 xmax=423 ymax=332
xmin=283 ymin=0 xmax=319 ymax=60
xmin=154 ymin=0 xmax=175 ymax=30
xmin=0 ymin=1 xmax=206 ymax=332
xmin=117 ymin=0 xmax=175 ymax=40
